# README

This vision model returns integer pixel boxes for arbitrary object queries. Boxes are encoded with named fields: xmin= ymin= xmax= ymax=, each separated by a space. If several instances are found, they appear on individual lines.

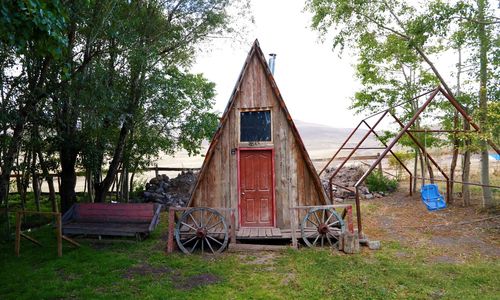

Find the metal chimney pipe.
xmin=268 ymin=53 xmax=276 ymax=75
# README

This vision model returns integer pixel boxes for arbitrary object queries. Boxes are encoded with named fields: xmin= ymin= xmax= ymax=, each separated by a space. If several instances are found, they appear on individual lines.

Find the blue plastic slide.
xmin=420 ymin=184 xmax=446 ymax=211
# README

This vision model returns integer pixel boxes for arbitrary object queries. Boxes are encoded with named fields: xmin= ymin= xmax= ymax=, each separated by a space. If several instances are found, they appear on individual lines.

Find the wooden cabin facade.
xmin=188 ymin=40 xmax=327 ymax=231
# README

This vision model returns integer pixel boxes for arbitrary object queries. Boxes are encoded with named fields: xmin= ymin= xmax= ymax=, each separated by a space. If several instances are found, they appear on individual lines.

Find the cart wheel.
xmin=301 ymin=208 xmax=345 ymax=248
xmin=175 ymin=207 xmax=229 ymax=254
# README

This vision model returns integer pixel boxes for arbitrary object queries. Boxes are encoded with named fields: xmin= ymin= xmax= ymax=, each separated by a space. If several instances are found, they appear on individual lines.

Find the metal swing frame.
xmin=320 ymin=86 xmax=500 ymax=238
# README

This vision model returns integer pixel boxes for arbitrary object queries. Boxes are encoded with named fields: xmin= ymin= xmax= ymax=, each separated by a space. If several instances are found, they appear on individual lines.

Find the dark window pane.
xmin=240 ymin=110 xmax=271 ymax=142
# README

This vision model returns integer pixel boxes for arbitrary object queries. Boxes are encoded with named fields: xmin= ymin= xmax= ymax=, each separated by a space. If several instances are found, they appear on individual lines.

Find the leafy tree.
xmin=1 ymin=0 xmax=250 ymax=212
xmin=350 ymin=29 xmax=440 ymax=187
xmin=307 ymin=0 xmax=500 ymax=207
xmin=0 ymin=0 xmax=67 ymax=205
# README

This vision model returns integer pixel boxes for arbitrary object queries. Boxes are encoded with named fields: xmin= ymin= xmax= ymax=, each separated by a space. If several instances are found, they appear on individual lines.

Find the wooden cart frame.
xmin=166 ymin=204 xmax=353 ymax=254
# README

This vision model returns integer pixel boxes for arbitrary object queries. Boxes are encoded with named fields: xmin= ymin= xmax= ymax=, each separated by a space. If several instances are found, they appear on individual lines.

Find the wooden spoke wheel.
xmin=175 ymin=207 xmax=229 ymax=254
xmin=300 ymin=208 xmax=345 ymax=248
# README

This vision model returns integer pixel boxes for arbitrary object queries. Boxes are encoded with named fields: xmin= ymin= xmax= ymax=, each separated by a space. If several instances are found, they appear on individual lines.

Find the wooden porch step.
xmin=237 ymin=227 xmax=282 ymax=239
xmin=227 ymin=243 xmax=289 ymax=252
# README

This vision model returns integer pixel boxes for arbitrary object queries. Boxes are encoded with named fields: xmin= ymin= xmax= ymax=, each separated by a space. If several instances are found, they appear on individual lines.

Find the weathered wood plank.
xmin=290 ymin=133 xmax=298 ymax=223
xmin=20 ymin=232 xmax=42 ymax=246
xmin=75 ymin=203 xmax=155 ymax=223
xmin=221 ymin=121 xmax=229 ymax=213
xmin=189 ymin=42 xmax=328 ymax=231
xmin=228 ymin=243 xmax=288 ymax=252
xmin=237 ymin=228 xmax=250 ymax=237
xmin=250 ymin=228 xmax=259 ymax=237
xmin=271 ymin=228 xmax=281 ymax=237
xmin=290 ymin=209 xmax=298 ymax=248
xmin=212 ymin=143 xmax=221 ymax=207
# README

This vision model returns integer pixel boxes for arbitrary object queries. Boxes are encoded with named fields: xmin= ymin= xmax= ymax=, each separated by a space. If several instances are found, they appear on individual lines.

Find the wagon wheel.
xmin=175 ymin=207 xmax=229 ymax=254
xmin=300 ymin=208 xmax=345 ymax=248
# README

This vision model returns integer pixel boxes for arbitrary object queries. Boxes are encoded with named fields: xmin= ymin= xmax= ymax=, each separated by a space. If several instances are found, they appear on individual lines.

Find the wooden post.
xmin=346 ymin=206 xmax=354 ymax=234
xmin=290 ymin=208 xmax=298 ymax=249
xmin=230 ymin=209 xmax=236 ymax=246
xmin=377 ymin=153 xmax=383 ymax=173
xmin=341 ymin=231 xmax=360 ymax=254
xmin=166 ymin=207 xmax=175 ymax=253
xmin=355 ymin=187 xmax=363 ymax=239
xmin=15 ymin=212 xmax=22 ymax=257
xmin=56 ymin=213 xmax=62 ymax=257
xmin=155 ymin=164 xmax=159 ymax=177
xmin=329 ymin=178 xmax=333 ymax=202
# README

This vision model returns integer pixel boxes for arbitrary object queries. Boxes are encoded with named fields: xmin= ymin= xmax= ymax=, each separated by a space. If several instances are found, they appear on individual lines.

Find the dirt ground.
xmin=363 ymin=190 xmax=500 ymax=262
xmin=122 ymin=263 xmax=221 ymax=290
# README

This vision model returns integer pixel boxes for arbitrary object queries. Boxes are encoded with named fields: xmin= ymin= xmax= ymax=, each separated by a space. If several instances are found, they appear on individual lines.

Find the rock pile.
xmin=143 ymin=171 xmax=198 ymax=207
xmin=321 ymin=165 xmax=380 ymax=200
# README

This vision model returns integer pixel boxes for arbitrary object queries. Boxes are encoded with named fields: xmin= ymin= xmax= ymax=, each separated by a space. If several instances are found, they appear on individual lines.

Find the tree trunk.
xmin=20 ymin=150 xmax=32 ymax=211
xmin=477 ymin=0 xmax=493 ymax=208
xmin=37 ymin=150 xmax=57 ymax=212
xmin=86 ymin=168 xmax=94 ymax=203
xmin=412 ymin=148 xmax=418 ymax=193
xmin=122 ymin=166 xmax=129 ymax=203
xmin=425 ymin=154 xmax=435 ymax=184
xmin=92 ymin=62 xmax=143 ymax=203
xmin=449 ymin=136 xmax=458 ymax=204
xmin=0 ymin=121 xmax=25 ymax=206
xmin=450 ymin=47 xmax=463 ymax=205
xmin=59 ymin=146 xmax=78 ymax=213
xmin=462 ymin=123 xmax=471 ymax=207
xmin=129 ymin=170 xmax=136 ymax=194
xmin=94 ymin=124 xmax=129 ymax=203
xmin=419 ymin=150 xmax=425 ymax=186
xmin=31 ymin=150 xmax=41 ymax=212
xmin=0 ymin=56 xmax=50 ymax=205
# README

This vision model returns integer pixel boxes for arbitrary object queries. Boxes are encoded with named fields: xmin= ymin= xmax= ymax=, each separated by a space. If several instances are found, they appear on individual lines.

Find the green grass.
xmin=1 ymin=217 xmax=499 ymax=300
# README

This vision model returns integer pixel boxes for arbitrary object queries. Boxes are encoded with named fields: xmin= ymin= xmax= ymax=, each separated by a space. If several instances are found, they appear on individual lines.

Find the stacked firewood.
xmin=142 ymin=171 xmax=197 ymax=207
xmin=321 ymin=165 xmax=376 ymax=200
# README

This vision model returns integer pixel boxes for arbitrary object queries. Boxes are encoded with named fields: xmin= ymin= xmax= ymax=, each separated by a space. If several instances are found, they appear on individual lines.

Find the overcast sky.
xmin=192 ymin=0 xmax=499 ymax=129
xmin=192 ymin=0 xmax=363 ymax=129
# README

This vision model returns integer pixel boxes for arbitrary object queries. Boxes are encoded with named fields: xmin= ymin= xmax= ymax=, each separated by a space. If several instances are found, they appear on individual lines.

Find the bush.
xmin=366 ymin=170 xmax=398 ymax=193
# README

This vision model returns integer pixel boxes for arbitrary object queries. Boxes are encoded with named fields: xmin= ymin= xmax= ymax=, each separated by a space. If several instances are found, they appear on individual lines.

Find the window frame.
xmin=238 ymin=107 xmax=273 ymax=145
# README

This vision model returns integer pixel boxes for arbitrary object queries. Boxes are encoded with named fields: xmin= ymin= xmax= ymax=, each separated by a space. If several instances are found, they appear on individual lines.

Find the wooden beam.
xmin=290 ymin=208 xmax=298 ymax=249
xmin=230 ymin=210 xmax=236 ymax=246
xmin=62 ymin=235 xmax=81 ymax=247
xmin=20 ymin=233 xmax=42 ymax=246
xmin=227 ymin=243 xmax=288 ymax=252
xmin=166 ymin=207 xmax=175 ymax=253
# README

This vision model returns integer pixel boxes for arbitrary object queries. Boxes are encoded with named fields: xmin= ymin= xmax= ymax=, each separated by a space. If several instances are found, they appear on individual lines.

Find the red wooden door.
xmin=239 ymin=149 xmax=274 ymax=227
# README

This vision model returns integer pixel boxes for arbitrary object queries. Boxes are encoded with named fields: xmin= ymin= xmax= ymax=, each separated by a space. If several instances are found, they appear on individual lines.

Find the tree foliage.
xmin=0 ymin=0 xmax=249 ymax=211
xmin=307 ymin=0 xmax=500 ymax=206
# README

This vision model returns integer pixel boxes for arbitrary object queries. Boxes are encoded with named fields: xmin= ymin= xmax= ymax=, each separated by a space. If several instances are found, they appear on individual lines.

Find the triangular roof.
xmin=188 ymin=39 xmax=327 ymax=206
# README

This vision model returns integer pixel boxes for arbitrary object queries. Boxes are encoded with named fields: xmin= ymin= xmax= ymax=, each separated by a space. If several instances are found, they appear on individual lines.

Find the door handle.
xmin=241 ymin=192 xmax=245 ymax=195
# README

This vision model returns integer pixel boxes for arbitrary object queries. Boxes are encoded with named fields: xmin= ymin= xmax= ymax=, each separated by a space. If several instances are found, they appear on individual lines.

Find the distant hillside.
xmin=294 ymin=120 xmax=379 ymax=159
xmin=155 ymin=120 xmax=381 ymax=169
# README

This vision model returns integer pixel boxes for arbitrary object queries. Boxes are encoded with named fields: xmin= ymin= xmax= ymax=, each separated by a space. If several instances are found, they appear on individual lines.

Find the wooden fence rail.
xmin=14 ymin=211 xmax=80 ymax=257
xmin=6 ymin=166 xmax=201 ymax=195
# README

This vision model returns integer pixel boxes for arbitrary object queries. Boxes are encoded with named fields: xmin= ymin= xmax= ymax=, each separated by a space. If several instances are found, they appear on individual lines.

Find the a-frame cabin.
xmin=188 ymin=40 xmax=328 ymax=234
